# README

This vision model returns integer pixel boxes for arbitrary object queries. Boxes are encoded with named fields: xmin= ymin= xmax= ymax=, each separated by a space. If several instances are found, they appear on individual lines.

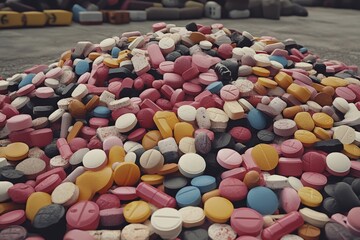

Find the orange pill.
xmin=88 ymin=52 xmax=101 ymax=61
xmin=294 ymin=112 xmax=315 ymax=131
xmin=202 ymin=189 xmax=220 ymax=203
xmin=113 ymin=162 xmax=140 ymax=186
xmin=103 ymin=58 xmax=120 ymax=68
xmin=254 ymin=82 xmax=268 ymax=95
xmin=142 ymin=130 xmax=163 ymax=150
xmin=257 ymin=77 xmax=278 ymax=89
xmin=287 ymin=83 xmax=311 ymax=103
xmin=343 ymin=144 xmax=360 ymax=159
xmin=108 ymin=145 xmax=125 ymax=167
xmin=5 ymin=142 xmax=29 ymax=161
xmin=283 ymin=106 xmax=305 ymax=119
xmin=251 ymin=144 xmax=279 ymax=171
xmin=313 ymin=127 xmax=331 ymax=140
xmin=294 ymin=130 xmax=317 ymax=147
xmin=298 ymin=224 xmax=321 ymax=240
xmin=68 ymin=99 xmax=87 ymax=119
xmin=321 ymin=77 xmax=348 ymax=88
xmin=85 ymin=95 xmax=100 ymax=111
xmin=174 ymin=122 xmax=195 ymax=144
xmin=67 ymin=121 xmax=84 ymax=142
xmin=153 ymin=111 xmax=179 ymax=139
xmin=158 ymin=163 xmax=179 ymax=175
xmin=321 ymin=86 xmax=335 ymax=96
xmin=312 ymin=112 xmax=334 ymax=129
xmin=252 ymin=67 xmax=270 ymax=77
xmin=275 ymin=72 xmax=293 ymax=89
xmin=141 ymin=174 xmax=164 ymax=185
xmin=243 ymin=170 xmax=261 ymax=189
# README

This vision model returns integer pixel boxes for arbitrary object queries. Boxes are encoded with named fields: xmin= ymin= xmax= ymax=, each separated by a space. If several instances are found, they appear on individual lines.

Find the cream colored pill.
xmin=179 ymin=137 xmax=196 ymax=154
xmin=51 ymin=182 xmax=79 ymax=206
xmin=115 ymin=113 xmax=138 ymax=133
xmin=71 ymin=84 xmax=88 ymax=99
xmin=82 ymin=149 xmax=108 ymax=170
xmin=179 ymin=206 xmax=205 ymax=228
xmin=332 ymin=125 xmax=355 ymax=144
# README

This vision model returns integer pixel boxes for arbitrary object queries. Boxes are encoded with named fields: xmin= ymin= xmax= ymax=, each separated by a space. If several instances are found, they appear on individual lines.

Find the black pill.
xmin=0 ymin=169 xmax=26 ymax=183
xmin=313 ymin=139 xmax=343 ymax=153
xmin=61 ymin=83 xmax=77 ymax=98
xmin=175 ymin=45 xmax=190 ymax=55
xmin=203 ymin=152 xmax=225 ymax=176
xmin=0 ymin=225 xmax=27 ymax=240
xmin=165 ymin=51 xmax=182 ymax=62
xmin=44 ymin=143 xmax=60 ymax=158
xmin=33 ymin=204 xmax=66 ymax=240
xmin=220 ymin=59 xmax=239 ymax=80
xmin=195 ymin=133 xmax=212 ymax=155
xmin=212 ymin=132 xmax=234 ymax=151
xmin=19 ymin=101 xmax=34 ymax=115
xmin=236 ymin=35 xmax=252 ymax=48
xmin=257 ymin=130 xmax=275 ymax=143
xmin=214 ymin=63 xmax=232 ymax=83
xmin=33 ymin=106 xmax=54 ymax=118
xmin=108 ymin=67 xmax=133 ymax=79
xmin=351 ymin=178 xmax=360 ymax=196
xmin=163 ymin=151 xmax=179 ymax=164
xmin=203 ymin=49 xmax=218 ymax=57
xmin=324 ymin=184 xmax=336 ymax=197
xmin=314 ymin=63 xmax=327 ymax=74
xmin=164 ymin=176 xmax=188 ymax=197
xmin=82 ymin=94 xmax=95 ymax=105
xmin=234 ymin=143 xmax=247 ymax=154
xmin=322 ymin=197 xmax=341 ymax=215
xmin=31 ymin=95 xmax=61 ymax=107
xmin=185 ymin=22 xmax=198 ymax=31
xmin=181 ymin=228 xmax=209 ymax=240
xmin=334 ymin=182 xmax=360 ymax=211
xmin=147 ymin=68 xmax=163 ymax=80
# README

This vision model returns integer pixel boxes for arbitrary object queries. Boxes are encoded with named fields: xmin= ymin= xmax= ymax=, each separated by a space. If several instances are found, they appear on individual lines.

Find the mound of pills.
xmin=0 ymin=21 xmax=360 ymax=240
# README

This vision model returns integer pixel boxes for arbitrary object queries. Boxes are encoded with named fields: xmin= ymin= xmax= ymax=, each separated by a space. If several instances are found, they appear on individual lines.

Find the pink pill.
xmin=217 ymin=44 xmax=233 ymax=59
xmin=301 ymin=172 xmax=327 ymax=190
xmin=66 ymin=201 xmax=100 ymax=230
xmin=36 ymin=167 xmax=66 ymax=184
xmin=277 ymin=157 xmax=303 ymax=177
xmin=183 ymin=82 xmax=202 ymax=96
xmin=103 ymin=136 xmax=123 ymax=153
xmin=136 ymin=182 xmax=176 ymax=208
xmin=35 ymin=174 xmax=62 ymax=193
xmin=100 ymin=208 xmax=125 ymax=227
xmin=182 ymin=66 xmax=200 ymax=82
xmin=163 ymin=73 xmax=184 ymax=89
xmin=136 ymin=108 xmax=155 ymax=129
xmin=9 ymin=128 xmax=34 ymax=147
xmin=77 ymin=72 xmax=90 ymax=84
xmin=46 ymin=67 xmax=63 ymax=78
xmin=156 ymin=98 xmax=173 ymax=110
xmin=170 ymin=89 xmax=185 ymax=105
xmin=34 ymin=87 xmax=54 ymax=98
xmin=292 ymin=71 xmax=312 ymax=85
xmin=6 ymin=114 xmax=33 ymax=132
xmin=174 ymin=56 xmax=192 ymax=75
xmin=17 ymin=84 xmax=35 ymax=96
xmin=242 ymin=148 xmax=261 ymax=172
xmin=29 ymin=128 xmax=53 ymax=148
xmin=194 ymin=129 xmax=214 ymax=141
xmin=159 ymin=61 xmax=175 ymax=74
xmin=8 ymin=183 xmax=35 ymax=203
xmin=140 ymin=88 xmax=161 ymax=102
xmin=63 ymin=229 xmax=95 ymax=240
xmin=128 ymin=128 xmax=147 ymax=142
xmin=111 ymin=186 xmax=138 ymax=201
xmin=335 ymin=87 xmax=357 ymax=102
xmin=0 ymin=210 xmax=26 ymax=230
xmin=221 ymin=167 xmax=247 ymax=180
xmin=302 ymin=151 xmax=326 ymax=173
xmin=220 ymin=85 xmax=240 ymax=101
xmin=230 ymin=208 xmax=263 ymax=236
xmin=347 ymin=84 xmax=360 ymax=102
xmin=152 ymin=22 xmax=166 ymax=32
xmin=280 ymin=139 xmax=304 ymax=158
xmin=229 ymin=127 xmax=252 ymax=144
xmin=152 ymin=79 xmax=164 ymax=90
xmin=350 ymin=161 xmax=360 ymax=178
xmin=134 ymin=77 xmax=144 ymax=91
xmin=89 ymin=118 xmax=109 ymax=129
xmin=95 ymin=193 xmax=121 ymax=210
xmin=69 ymin=137 xmax=88 ymax=152
xmin=219 ymin=177 xmax=248 ymax=201
xmin=217 ymin=148 xmax=243 ymax=169
xmin=198 ymin=71 xmax=218 ymax=85
xmin=279 ymin=187 xmax=301 ymax=213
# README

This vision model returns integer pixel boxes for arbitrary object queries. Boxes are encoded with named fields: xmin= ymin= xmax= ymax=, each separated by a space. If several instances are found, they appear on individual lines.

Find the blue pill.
xmin=92 ymin=106 xmax=111 ymax=118
xmin=206 ymin=82 xmax=223 ymax=94
xmin=191 ymin=175 xmax=216 ymax=194
xmin=72 ymin=4 xmax=86 ymax=22
xmin=75 ymin=60 xmax=90 ymax=76
xmin=247 ymin=186 xmax=279 ymax=215
xmin=18 ymin=73 xmax=35 ymax=89
xmin=111 ymin=47 xmax=121 ymax=58
xmin=269 ymin=55 xmax=287 ymax=67
xmin=176 ymin=186 xmax=201 ymax=208
xmin=247 ymin=109 xmax=267 ymax=130
xmin=300 ymin=47 xmax=308 ymax=54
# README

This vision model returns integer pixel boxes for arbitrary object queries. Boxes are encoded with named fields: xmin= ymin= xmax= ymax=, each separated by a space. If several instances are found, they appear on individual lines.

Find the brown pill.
xmin=243 ymin=170 xmax=261 ymax=189
xmin=322 ymin=86 xmax=335 ymax=96
xmin=67 ymin=121 xmax=84 ymax=142
xmin=68 ymin=99 xmax=87 ymax=119
xmin=85 ymin=95 xmax=100 ymax=111
xmin=298 ymin=224 xmax=321 ymax=240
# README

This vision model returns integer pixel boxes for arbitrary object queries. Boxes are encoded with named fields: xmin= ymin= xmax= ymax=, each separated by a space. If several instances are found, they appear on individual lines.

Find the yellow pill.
xmin=294 ymin=112 xmax=315 ymax=131
xmin=5 ymin=142 xmax=29 ymax=161
xmin=204 ymin=197 xmax=234 ymax=223
xmin=26 ymin=192 xmax=52 ymax=221
xmin=275 ymin=72 xmax=293 ymax=90
xmin=294 ymin=130 xmax=317 ymax=147
xmin=142 ymin=130 xmax=163 ymax=150
xmin=343 ymin=144 xmax=360 ymax=159
xmin=257 ymin=77 xmax=278 ymax=89
xmin=76 ymin=167 xmax=113 ymax=201
xmin=108 ymin=145 xmax=125 ymax=167
xmin=157 ymin=163 xmax=179 ymax=176
xmin=103 ymin=58 xmax=119 ymax=68
xmin=0 ymin=147 xmax=6 ymax=158
xmin=321 ymin=77 xmax=348 ymax=88
xmin=123 ymin=200 xmax=151 ymax=223
xmin=252 ymin=67 xmax=270 ymax=77
xmin=141 ymin=174 xmax=164 ymax=185
xmin=113 ymin=162 xmax=140 ymax=186
xmin=312 ymin=113 xmax=334 ymax=129
xmin=313 ymin=127 xmax=331 ymax=140
xmin=174 ymin=122 xmax=195 ymax=144
xmin=251 ymin=144 xmax=279 ymax=171
xmin=153 ymin=111 xmax=179 ymax=139
xmin=287 ymin=83 xmax=311 ymax=103
xmin=298 ymin=187 xmax=323 ymax=207
xmin=202 ymin=189 xmax=220 ymax=203
xmin=88 ymin=52 xmax=101 ymax=61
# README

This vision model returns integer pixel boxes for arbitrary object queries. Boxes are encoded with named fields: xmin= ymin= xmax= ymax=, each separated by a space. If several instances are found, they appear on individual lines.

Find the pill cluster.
xmin=0 ymin=21 xmax=360 ymax=240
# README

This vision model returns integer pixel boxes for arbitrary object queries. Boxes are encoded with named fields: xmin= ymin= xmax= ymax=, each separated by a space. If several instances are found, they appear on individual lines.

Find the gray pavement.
xmin=0 ymin=7 xmax=359 ymax=78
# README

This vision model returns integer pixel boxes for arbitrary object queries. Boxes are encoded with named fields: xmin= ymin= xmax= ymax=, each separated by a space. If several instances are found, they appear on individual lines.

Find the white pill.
xmin=265 ymin=175 xmax=289 ymax=189
xmin=179 ymin=137 xmax=196 ymax=154
xmin=299 ymin=207 xmax=330 ymax=228
xmin=288 ymin=177 xmax=304 ymax=191
xmin=199 ymin=40 xmax=212 ymax=50
xmin=100 ymin=38 xmax=116 ymax=52
xmin=115 ymin=113 xmax=137 ymax=133
xmin=178 ymin=153 xmax=206 ymax=178
xmin=332 ymin=125 xmax=355 ymax=144
xmin=11 ymin=96 xmax=29 ymax=109
xmin=151 ymin=208 xmax=182 ymax=240
xmin=51 ymin=182 xmax=79 ymax=206
xmin=158 ymin=137 xmax=178 ymax=154
xmin=71 ymin=84 xmax=88 ymax=99
xmin=208 ymin=223 xmax=237 ymax=240
xmin=82 ymin=149 xmax=108 ymax=170
xmin=178 ymin=105 xmax=197 ymax=124
xmin=326 ymin=152 xmax=351 ymax=176
xmin=0 ymin=181 xmax=13 ymax=202
xmin=124 ymin=141 xmax=143 ymax=153
xmin=179 ymin=206 xmax=205 ymax=228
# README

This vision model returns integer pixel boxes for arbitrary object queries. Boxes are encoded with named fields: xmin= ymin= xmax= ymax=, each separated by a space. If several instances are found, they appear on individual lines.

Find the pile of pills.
xmin=0 ymin=21 xmax=360 ymax=240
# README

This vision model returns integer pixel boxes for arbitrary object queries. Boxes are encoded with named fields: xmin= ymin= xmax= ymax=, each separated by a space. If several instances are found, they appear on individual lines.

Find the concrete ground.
xmin=0 ymin=7 xmax=359 ymax=78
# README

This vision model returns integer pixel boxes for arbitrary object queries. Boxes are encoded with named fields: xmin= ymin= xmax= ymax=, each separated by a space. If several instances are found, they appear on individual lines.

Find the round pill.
xmin=247 ymin=186 xmax=279 ymax=215
xmin=179 ymin=206 xmax=205 ymax=228
xmin=115 ymin=113 xmax=137 ymax=133
xmin=208 ymin=223 xmax=237 ymax=240
xmin=151 ymin=207 xmax=182 ymax=239
xmin=204 ymin=197 xmax=234 ymax=223
xmin=230 ymin=207 xmax=263 ymax=236
xmin=176 ymin=186 xmax=201 ymax=208
xmin=178 ymin=153 xmax=206 ymax=178
xmin=121 ymin=224 xmax=150 ymax=240
xmin=113 ymin=162 xmax=140 ymax=186
xmin=190 ymin=175 xmax=216 ymax=194
xmin=123 ymin=200 xmax=151 ymax=223
xmin=217 ymin=148 xmax=243 ymax=169
xmin=139 ymin=149 xmax=164 ymax=174
xmin=298 ymin=187 xmax=323 ymax=207
xmin=4 ymin=142 xmax=29 ymax=161
xmin=219 ymin=178 xmax=248 ymax=201
xmin=51 ymin=182 xmax=79 ymax=206
xmin=82 ymin=149 xmax=108 ymax=171
xmin=251 ymin=144 xmax=279 ymax=171
xmin=326 ymin=152 xmax=351 ymax=176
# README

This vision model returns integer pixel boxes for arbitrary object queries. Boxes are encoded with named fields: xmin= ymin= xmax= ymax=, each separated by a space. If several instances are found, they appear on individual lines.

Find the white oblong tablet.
xmin=11 ymin=96 xmax=29 ymax=109
xmin=124 ymin=141 xmax=143 ymax=153
xmin=71 ymin=84 xmax=88 ymax=99
xmin=265 ymin=174 xmax=289 ymax=189
xmin=51 ymin=182 xmax=79 ymax=206
xmin=326 ymin=152 xmax=351 ymax=176
xmin=69 ymin=148 xmax=90 ymax=166
xmin=299 ymin=207 xmax=330 ymax=228
xmin=179 ymin=206 xmax=205 ymax=228
xmin=332 ymin=125 xmax=355 ymax=144
xmin=82 ymin=149 xmax=108 ymax=170
xmin=115 ymin=113 xmax=138 ymax=133
xmin=151 ymin=208 xmax=182 ymax=239
xmin=0 ymin=181 xmax=13 ymax=202
xmin=178 ymin=153 xmax=206 ymax=178
xmin=100 ymin=38 xmax=116 ymax=52
xmin=48 ymin=109 xmax=65 ymax=123
xmin=288 ymin=177 xmax=303 ymax=191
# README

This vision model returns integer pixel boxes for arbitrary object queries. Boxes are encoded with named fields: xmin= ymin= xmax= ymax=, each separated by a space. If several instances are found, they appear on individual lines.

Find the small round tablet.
xmin=178 ymin=153 xmax=206 ymax=178
xmin=151 ymin=207 xmax=182 ymax=240
xmin=115 ymin=113 xmax=138 ymax=133
xmin=82 ymin=149 xmax=108 ymax=171
xmin=179 ymin=206 xmax=205 ymax=228
xmin=326 ymin=152 xmax=351 ymax=176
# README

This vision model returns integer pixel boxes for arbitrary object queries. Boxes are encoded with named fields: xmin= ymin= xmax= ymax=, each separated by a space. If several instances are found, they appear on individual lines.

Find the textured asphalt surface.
xmin=0 ymin=7 xmax=359 ymax=78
